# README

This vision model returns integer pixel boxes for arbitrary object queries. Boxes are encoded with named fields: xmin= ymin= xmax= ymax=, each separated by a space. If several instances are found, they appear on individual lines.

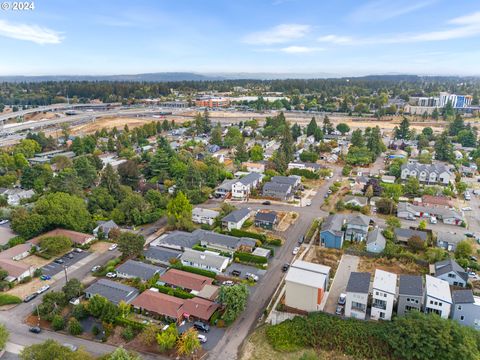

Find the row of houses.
xmin=397 ymin=202 xmax=463 ymax=226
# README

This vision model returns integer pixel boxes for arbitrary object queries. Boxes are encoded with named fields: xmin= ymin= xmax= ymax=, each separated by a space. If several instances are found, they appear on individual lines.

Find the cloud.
xmin=243 ymin=24 xmax=311 ymax=45
xmin=348 ymin=0 xmax=436 ymax=23
xmin=0 ymin=19 xmax=62 ymax=44
xmin=280 ymin=46 xmax=323 ymax=53
xmin=318 ymin=11 xmax=480 ymax=45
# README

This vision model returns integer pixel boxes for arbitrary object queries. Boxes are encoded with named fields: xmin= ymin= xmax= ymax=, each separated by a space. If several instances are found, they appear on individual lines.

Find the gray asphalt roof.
xmin=222 ymin=208 xmax=250 ymax=223
xmin=238 ymin=172 xmax=262 ymax=186
xmin=435 ymin=259 xmax=468 ymax=283
xmin=158 ymin=231 xmax=200 ymax=249
xmin=263 ymin=181 xmax=292 ymax=194
xmin=321 ymin=214 xmax=344 ymax=236
xmin=255 ymin=211 xmax=278 ymax=223
xmin=452 ymin=289 xmax=475 ymax=304
xmin=346 ymin=272 xmax=371 ymax=294
xmin=366 ymin=228 xmax=386 ymax=247
xmin=115 ymin=260 xmax=163 ymax=281
xmin=85 ymin=279 xmax=139 ymax=305
xmin=271 ymin=175 xmax=298 ymax=186
xmin=347 ymin=214 xmax=371 ymax=226
xmin=394 ymin=228 xmax=427 ymax=242
xmin=399 ymin=275 xmax=423 ymax=296
xmin=144 ymin=247 xmax=182 ymax=263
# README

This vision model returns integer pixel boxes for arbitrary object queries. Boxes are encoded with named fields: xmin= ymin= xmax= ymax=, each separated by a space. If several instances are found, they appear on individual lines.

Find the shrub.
xmin=289 ymin=168 xmax=319 ymax=180
xmin=0 ymin=294 xmax=22 ymax=306
xmin=266 ymin=238 xmax=282 ymax=246
xmin=115 ymin=317 xmax=146 ymax=331
xmin=170 ymin=263 xmax=216 ymax=278
xmin=153 ymin=284 xmax=195 ymax=299
xmin=67 ymin=317 xmax=83 ymax=335
xmin=230 ymin=229 xmax=266 ymax=242
xmin=121 ymin=326 xmax=135 ymax=341
xmin=72 ymin=303 xmax=88 ymax=320
xmin=52 ymin=315 xmax=65 ymax=331
xmin=19 ymin=276 xmax=32 ymax=284
xmin=234 ymin=251 xmax=268 ymax=264
xmin=92 ymin=325 xmax=100 ymax=336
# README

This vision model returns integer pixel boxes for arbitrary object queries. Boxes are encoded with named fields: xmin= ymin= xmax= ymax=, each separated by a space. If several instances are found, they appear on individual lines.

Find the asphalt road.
xmin=207 ymin=165 xmax=342 ymax=360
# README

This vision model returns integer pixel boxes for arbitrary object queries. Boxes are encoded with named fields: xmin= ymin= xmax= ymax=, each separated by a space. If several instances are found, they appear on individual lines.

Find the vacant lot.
xmin=71 ymin=116 xmax=160 ymax=134
xmin=358 ymin=256 xmax=427 ymax=275
xmin=303 ymin=246 xmax=343 ymax=274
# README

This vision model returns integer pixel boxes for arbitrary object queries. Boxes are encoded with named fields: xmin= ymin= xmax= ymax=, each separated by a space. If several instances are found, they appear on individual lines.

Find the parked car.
xmin=335 ymin=305 xmax=344 ymax=315
xmin=54 ymin=258 xmax=65 ymax=264
xmin=108 ymin=244 xmax=118 ymax=251
xmin=338 ymin=293 xmax=347 ymax=305
xmin=91 ymin=265 xmax=101 ymax=272
xmin=0 ymin=220 xmax=9 ymax=225
xmin=222 ymin=280 xmax=234 ymax=286
xmin=462 ymin=207 xmax=473 ymax=211
xmin=262 ymin=201 xmax=271 ymax=205
xmin=193 ymin=321 xmax=210 ymax=333
xmin=62 ymin=343 xmax=78 ymax=352
xmin=282 ymin=264 xmax=290 ymax=272
xmin=36 ymin=285 xmax=50 ymax=294
xmin=306 ymin=199 xmax=312 ymax=206
xmin=29 ymin=326 xmax=41 ymax=334
xmin=324 ymin=194 xmax=329 ymax=199
xmin=465 ymin=232 xmax=475 ymax=238
xmin=23 ymin=293 xmax=38 ymax=303
xmin=231 ymin=270 xmax=241 ymax=277
xmin=470 ymin=256 xmax=478 ymax=262
xmin=245 ymin=273 xmax=259 ymax=282
xmin=468 ymin=271 xmax=478 ymax=279
xmin=298 ymin=236 xmax=304 ymax=245
xmin=292 ymin=247 xmax=300 ymax=255
xmin=67 ymin=253 xmax=74 ymax=259
xmin=197 ymin=334 xmax=207 ymax=343
xmin=74 ymin=248 xmax=83 ymax=253
xmin=40 ymin=275 xmax=51 ymax=281
xmin=106 ymin=272 xmax=117 ymax=278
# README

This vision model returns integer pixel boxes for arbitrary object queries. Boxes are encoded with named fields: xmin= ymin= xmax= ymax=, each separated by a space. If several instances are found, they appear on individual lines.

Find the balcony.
xmin=372 ymin=300 xmax=387 ymax=310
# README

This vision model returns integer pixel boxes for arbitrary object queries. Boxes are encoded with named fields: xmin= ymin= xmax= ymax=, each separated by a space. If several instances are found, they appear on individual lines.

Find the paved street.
xmin=323 ymin=254 xmax=359 ymax=314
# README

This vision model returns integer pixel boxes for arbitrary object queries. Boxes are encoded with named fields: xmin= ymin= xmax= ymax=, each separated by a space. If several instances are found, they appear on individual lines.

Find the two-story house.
xmin=371 ymin=269 xmax=397 ymax=321
xmin=433 ymin=259 xmax=468 ymax=288
xmin=400 ymin=163 xmax=452 ymax=184
xmin=397 ymin=275 xmax=423 ymax=316
xmin=192 ymin=207 xmax=220 ymax=226
xmin=424 ymin=275 xmax=452 ymax=319
xmin=344 ymin=214 xmax=371 ymax=242
xmin=231 ymin=173 xmax=263 ymax=201
xmin=320 ymin=214 xmax=344 ymax=249
xmin=345 ymin=272 xmax=371 ymax=320
xmin=451 ymin=289 xmax=480 ymax=330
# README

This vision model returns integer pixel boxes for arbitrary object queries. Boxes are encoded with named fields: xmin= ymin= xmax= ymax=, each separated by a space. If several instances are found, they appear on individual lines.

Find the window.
xmin=379 ymin=312 xmax=385 ymax=319
xmin=439 ymin=302 xmax=442 ymax=306
xmin=448 ymin=273 xmax=455 ymax=278
xmin=460 ymin=316 xmax=465 ymax=321
xmin=458 ymin=305 xmax=462 ymax=311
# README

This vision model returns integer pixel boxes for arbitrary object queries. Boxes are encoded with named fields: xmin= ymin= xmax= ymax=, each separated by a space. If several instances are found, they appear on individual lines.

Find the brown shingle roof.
xmin=0 ymin=243 xmax=31 ymax=259
xmin=28 ymin=228 xmax=94 ymax=246
xmin=131 ymin=290 xmax=185 ymax=320
xmin=158 ymin=269 xmax=213 ymax=292
xmin=0 ymin=258 xmax=31 ymax=278
xmin=183 ymin=297 xmax=219 ymax=321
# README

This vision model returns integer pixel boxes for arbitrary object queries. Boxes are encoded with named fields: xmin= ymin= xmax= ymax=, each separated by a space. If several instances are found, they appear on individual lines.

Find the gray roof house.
xmin=115 ymin=260 xmax=164 ymax=281
xmin=366 ymin=228 xmax=386 ymax=253
xmin=400 ymin=162 xmax=453 ymax=184
xmin=397 ymin=275 xmax=423 ymax=316
xmin=320 ymin=214 xmax=345 ymax=249
xmin=215 ymin=179 xmax=236 ymax=197
xmin=451 ymin=289 xmax=480 ymax=330
xmin=343 ymin=195 xmax=368 ymax=207
xmin=262 ymin=182 xmax=293 ymax=201
xmin=270 ymin=175 xmax=301 ymax=188
xmin=345 ymin=272 xmax=371 ymax=320
xmin=394 ymin=228 xmax=428 ymax=245
xmin=222 ymin=208 xmax=251 ymax=231
xmin=84 ymin=279 xmax=139 ymax=305
xmin=433 ymin=259 xmax=468 ymax=287
xmin=196 ymin=229 xmax=256 ymax=253
xmin=180 ymin=248 xmax=230 ymax=274
xmin=254 ymin=211 xmax=278 ymax=230
xmin=93 ymin=220 xmax=119 ymax=238
xmin=151 ymin=231 xmax=200 ymax=251
xmin=436 ymin=232 xmax=466 ymax=252
xmin=345 ymin=214 xmax=371 ymax=242
xmin=143 ymin=247 xmax=182 ymax=266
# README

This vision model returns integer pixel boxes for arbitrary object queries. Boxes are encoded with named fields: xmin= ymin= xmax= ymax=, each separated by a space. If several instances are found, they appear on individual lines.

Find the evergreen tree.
xmin=322 ymin=116 xmax=334 ymax=134
xmin=210 ymin=123 xmax=223 ymax=146
xmin=306 ymin=117 xmax=317 ymax=137
xmin=235 ymin=141 xmax=249 ymax=163
xmin=434 ymin=132 xmax=453 ymax=162
xmin=291 ymin=123 xmax=302 ymax=140
xmin=350 ymin=129 xmax=364 ymax=147
xmin=395 ymin=117 xmax=410 ymax=139
xmin=448 ymin=114 xmax=465 ymax=136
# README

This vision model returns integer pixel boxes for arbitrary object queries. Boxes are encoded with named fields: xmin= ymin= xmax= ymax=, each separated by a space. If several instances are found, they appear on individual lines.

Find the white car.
xmin=37 ymin=285 xmax=50 ymax=294
xmin=462 ymin=207 xmax=472 ymax=211
xmin=197 ymin=334 xmax=207 ymax=343
xmin=245 ymin=273 xmax=259 ymax=282
xmin=62 ymin=343 xmax=78 ymax=352
xmin=222 ymin=280 xmax=234 ymax=286
xmin=0 ymin=220 xmax=9 ymax=225
xmin=305 ymin=200 xmax=312 ymax=206
xmin=108 ymin=243 xmax=118 ymax=251
xmin=91 ymin=265 xmax=101 ymax=272
xmin=292 ymin=247 xmax=300 ymax=255
xmin=106 ymin=272 xmax=117 ymax=278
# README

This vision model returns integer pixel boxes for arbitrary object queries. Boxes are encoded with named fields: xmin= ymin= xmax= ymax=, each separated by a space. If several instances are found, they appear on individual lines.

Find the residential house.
xmin=345 ymin=272 xmax=371 ymax=320
xmin=285 ymin=261 xmax=330 ymax=312
xmin=436 ymin=232 xmax=466 ymax=252
xmin=366 ymin=228 xmax=386 ymax=253
xmin=183 ymin=296 xmax=220 ymax=322
xmin=291 ymin=260 xmax=330 ymax=289
xmin=180 ymin=249 xmax=230 ymax=274
xmin=393 ymin=228 xmax=428 ymax=246
xmin=158 ymin=268 xmax=213 ymax=294
xmin=397 ymin=275 xmax=423 ymax=316
xmin=0 ymin=243 xmax=32 ymax=261
xmin=215 ymin=179 xmax=236 ymax=198
xmin=115 ymin=260 xmax=163 ymax=282
xmin=131 ymin=289 xmax=185 ymax=322
xmin=451 ymin=289 xmax=480 ymax=329
xmin=93 ymin=220 xmax=119 ymax=238
xmin=0 ymin=258 xmax=33 ymax=282
xmin=381 ymin=175 xmax=396 ymax=184
xmin=151 ymin=231 xmax=200 ymax=251
xmin=421 ymin=195 xmax=453 ymax=208
xmin=343 ymin=196 xmax=368 ymax=208
xmin=371 ymin=269 xmax=397 ymax=321
xmin=320 ymin=215 xmax=344 ymax=249
xmin=270 ymin=175 xmax=301 ymax=189
xmin=84 ymin=279 xmax=139 ymax=305
xmin=28 ymin=228 xmax=95 ymax=247
xmin=424 ymin=275 xmax=452 ymax=319
xmin=192 ymin=208 xmax=220 ymax=226
xmin=197 ymin=230 xmax=256 ymax=254
xmin=231 ymin=173 xmax=263 ymax=201
xmin=287 ymin=162 xmax=321 ymax=172
xmin=0 ymin=188 xmax=35 ymax=206
xmin=433 ymin=259 xmax=468 ymax=288
xmin=254 ymin=211 xmax=278 ymax=230
xmin=345 ymin=214 xmax=371 ymax=242
xmin=252 ymin=247 xmax=271 ymax=258
xmin=400 ymin=163 xmax=452 ymax=184
xmin=143 ymin=247 xmax=182 ymax=266
xmin=206 ymin=144 xmax=220 ymax=153
xmin=222 ymin=208 xmax=251 ymax=231
xmin=242 ymin=162 xmax=265 ymax=173
xmin=262 ymin=182 xmax=293 ymax=201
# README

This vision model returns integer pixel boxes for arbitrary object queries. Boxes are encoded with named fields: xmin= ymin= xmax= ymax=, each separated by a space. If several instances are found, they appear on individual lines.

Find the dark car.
xmin=29 ymin=326 xmax=41 ymax=334
xmin=262 ymin=201 xmax=271 ymax=205
xmin=335 ymin=305 xmax=344 ymax=316
xmin=282 ymin=264 xmax=290 ymax=272
xmin=193 ymin=321 xmax=210 ymax=333
xmin=54 ymin=258 xmax=65 ymax=264
xmin=298 ymin=236 xmax=304 ymax=245
xmin=231 ymin=270 xmax=241 ymax=277
xmin=67 ymin=253 xmax=74 ymax=259
xmin=465 ymin=232 xmax=475 ymax=238
xmin=23 ymin=293 xmax=37 ymax=303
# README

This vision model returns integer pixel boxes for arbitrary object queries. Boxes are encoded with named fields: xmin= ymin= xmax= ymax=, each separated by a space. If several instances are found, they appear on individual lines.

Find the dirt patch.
xmin=7 ymin=278 xmax=54 ymax=299
xmin=24 ymin=112 xmax=59 ymax=121
xmin=70 ymin=116 xmax=160 ymax=135
xmin=276 ymin=211 xmax=298 ymax=232
xmin=358 ymin=256 xmax=427 ymax=275
xmin=303 ymin=246 xmax=343 ymax=274
xmin=21 ymin=255 xmax=50 ymax=268
xmin=25 ymin=314 xmax=50 ymax=328
xmin=89 ymin=241 xmax=112 ymax=253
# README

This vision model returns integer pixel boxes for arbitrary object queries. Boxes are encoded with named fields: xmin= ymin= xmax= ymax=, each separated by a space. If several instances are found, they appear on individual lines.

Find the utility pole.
xmin=63 ymin=265 xmax=68 ymax=283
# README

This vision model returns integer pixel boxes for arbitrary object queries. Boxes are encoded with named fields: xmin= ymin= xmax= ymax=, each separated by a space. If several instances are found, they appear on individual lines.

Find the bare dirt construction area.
xmin=276 ymin=211 xmax=298 ymax=232
xmin=358 ymin=256 xmax=427 ymax=275
xmin=303 ymin=246 xmax=343 ymax=273
xmin=21 ymin=255 xmax=50 ymax=268
xmin=89 ymin=241 xmax=112 ymax=253
xmin=24 ymin=111 xmax=59 ymax=121
xmin=6 ymin=277 xmax=53 ymax=299
xmin=70 ymin=116 xmax=161 ymax=135
xmin=240 ymin=325 xmax=354 ymax=360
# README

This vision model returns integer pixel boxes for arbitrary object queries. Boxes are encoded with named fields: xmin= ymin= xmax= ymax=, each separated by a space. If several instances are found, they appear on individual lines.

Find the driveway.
xmin=226 ymin=263 xmax=266 ymax=281
xmin=178 ymin=321 xmax=225 ymax=351
xmin=324 ymin=254 xmax=360 ymax=314
xmin=41 ymin=250 xmax=91 ymax=277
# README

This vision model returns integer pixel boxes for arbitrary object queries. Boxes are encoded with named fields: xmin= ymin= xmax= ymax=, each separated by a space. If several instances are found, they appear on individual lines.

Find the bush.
xmin=39 ymin=235 xmax=72 ymax=257
xmin=115 ymin=317 xmax=146 ymax=331
xmin=266 ymin=238 xmax=282 ymax=246
xmin=153 ymin=284 xmax=195 ymax=299
xmin=67 ymin=317 xmax=83 ymax=335
xmin=170 ymin=263 xmax=217 ymax=278
xmin=289 ymin=168 xmax=319 ymax=180
xmin=234 ymin=251 xmax=268 ymax=264
xmin=52 ymin=315 xmax=65 ymax=331
xmin=0 ymin=293 xmax=22 ymax=306
xmin=229 ymin=228 xmax=266 ymax=242
xmin=342 ymin=165 xmax=352 ymax=176
xmin=72 ymin=303 xmax=88 ymax=320
xmin=19 ymin=276 xmax=32 ymax=284
xmin=121 ymin=326 xmax=135 ymax=341
xmin=92 ymin=325 xmax=100 ymax=336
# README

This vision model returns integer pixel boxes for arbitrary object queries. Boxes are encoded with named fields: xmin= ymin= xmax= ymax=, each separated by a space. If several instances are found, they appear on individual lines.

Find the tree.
xmin=140 ymin=324 xmax=159 ymax=346
xmin=422 ymin=127 xmax=433 ymax=138
xmin=176 ymin=327 xmax=201 ymax=357
xmin=386 ymin=216 xmax=401 ymax=229
xmin=52 ymin=314 xmax=65 ymax=331
xmin=455 ymin=240 xmax=473 ymax=260
xmin=62 ymin=278 xmax=83 ymax=300
xmin=291 ymin=123 xmax=302 ymax=140
xmin=408 ymin=235 xmax=425 ymax=252
xmin=100 ymin=164 xmax=122 ymax=199
xmin=366 ymin=126 xmax=385 ymax=158
xmin=117 ymin=232 xmax=145 ymax=258
xmin=20 ymin=340 xmax=93 ymax=360
xmin=14 ymin=139 xmax=41 ymax=158
xmin=306 ymin=117 xmax=318 ymax=137
xmin=418 ymin=220 xmax=427 ymax=230
xmin=394 ymin=117 xmax=411 ymax=140
xmin=118 ymin=160 xmax=140 ymax=189
xmin=350 ymin=129 xmax=364 ymax=147
xmin=37 ymin=291 xmax=67 ymax=321
xmin=107 ymin=347 xmax=141 ymax=360
xmin=457 ymin=129 xmax=477 ymax=147
xmin=336 ymin=123 xmax=350 ymax=135
xmin=156 ymin=324 xmax=178 ymax=351
xmin=67 ymin=317 xmax=83 ymax=335
xmin=404 ymin=177 xmax=420 ymax=196
xmin=434 ymin=132 xmax=453 ymax=162
xmin=218 ymin=284 xmax=249 ymax=323
xmin=73 ymin=156 xmax=97 ymax=188
xmin=224 ymin=126 xmax=242 ymax=148
xmin=235 ymin=141 xmax=249 ymax=163
xmin=40 ymin=236 xmax=72 ymax=256
xmin=322 ymin=116 xmax=334 ymax=134
xmin=167 ymin=191 xmax=193 ymax=230
xmin=365 ymin=185 xmax=374 ymax=200
xmin=210 ymin=123 xmax=223 ymax=146
xmin=448 ymin=114 xmax=465 ymax=136
xmin=249 ymin=144 xmax=264 ymax=162
xmin=313 ymin=127 xmax=323 ymax=142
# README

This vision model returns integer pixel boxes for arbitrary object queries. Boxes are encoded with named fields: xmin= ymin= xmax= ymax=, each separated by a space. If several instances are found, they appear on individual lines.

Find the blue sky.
xmin=1 ymin=0 xmax=480 ymax=76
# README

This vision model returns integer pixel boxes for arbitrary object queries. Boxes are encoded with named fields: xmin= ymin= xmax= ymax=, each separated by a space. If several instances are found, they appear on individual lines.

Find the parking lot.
xmin=226 ymin=263 xmax=267 ymax=282
xmin=41 ymin=250 xmax=91 ymax=277
xmin=177 ymin=320 xmax=225 ymax=351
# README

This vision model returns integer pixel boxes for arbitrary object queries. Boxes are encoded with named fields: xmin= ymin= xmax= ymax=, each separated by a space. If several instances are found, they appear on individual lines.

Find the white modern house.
xmin=424 ymin=275 xmax=452 ymax=319
xmin=192 ymin=208 xmax=220 ymax=226
xmin=285 ymin=263 xmax=328 ymax=312
xmin=370 ymin=269 xmax=397 ymax=321
xmin=345 ymin=272 xmax=371 ymax=320
xmin=231 ymin=173 xmax=263 ymax=201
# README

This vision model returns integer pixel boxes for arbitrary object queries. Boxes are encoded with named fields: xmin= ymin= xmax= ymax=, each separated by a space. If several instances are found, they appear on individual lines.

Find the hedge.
xmin=0 ymin=293 xmax=22 ymax=306
xmin=171 ymin=263 xmax=217 ymax=279
xmin=260 ymin=245 xmax=275 ymax=257
xmin=266 ymin=238 xmax=282 ymax=246
xmin=115 ymin=317 xmax=146 ymax=331
xmin=289 ymin=168 xmax=319 ymax=179
xmin=154 ymin=284 xmax=195 ymax=299
xmin=230 ymin=229 xmax=266 ymax=242
xmin=234 ymin=251 xmax=268 ymax=264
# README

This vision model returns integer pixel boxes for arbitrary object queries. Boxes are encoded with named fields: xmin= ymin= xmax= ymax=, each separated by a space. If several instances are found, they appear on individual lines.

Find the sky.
xmin=0 ymin=0 xmax=480 ymax=76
